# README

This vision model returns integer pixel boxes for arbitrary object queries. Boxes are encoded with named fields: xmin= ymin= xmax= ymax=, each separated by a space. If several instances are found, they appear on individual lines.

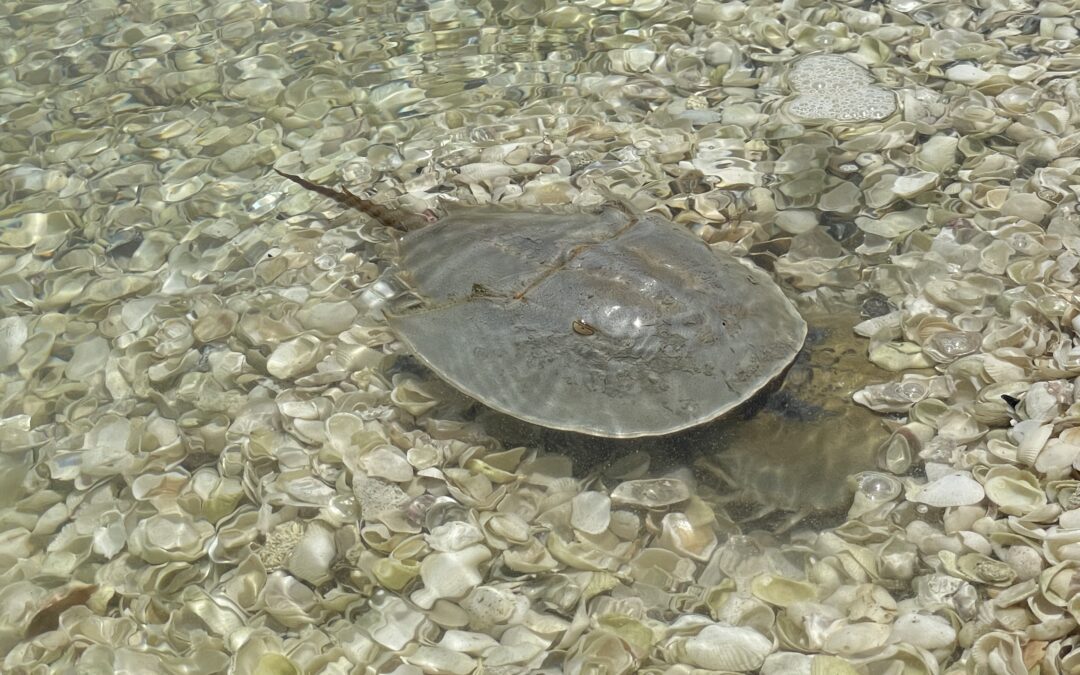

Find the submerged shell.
xmin=387 ymin=207 xmax=806 ymax=438
xmin=673 ymin=624 xmax=775 ymax=671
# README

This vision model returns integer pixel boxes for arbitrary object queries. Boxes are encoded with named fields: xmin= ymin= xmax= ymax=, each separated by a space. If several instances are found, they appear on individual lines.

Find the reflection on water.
xmin=3 ymin=0 xmax=1080 ymax=672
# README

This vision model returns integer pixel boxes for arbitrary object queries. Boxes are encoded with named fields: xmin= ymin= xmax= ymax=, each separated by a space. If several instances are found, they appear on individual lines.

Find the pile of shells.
xmin=3 ymin=0 xmax=1080 ymax=672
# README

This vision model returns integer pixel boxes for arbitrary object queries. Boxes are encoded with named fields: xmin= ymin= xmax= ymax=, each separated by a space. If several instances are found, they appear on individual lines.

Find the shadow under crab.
xmin=483 ymin=306 xmax=894 ymax=532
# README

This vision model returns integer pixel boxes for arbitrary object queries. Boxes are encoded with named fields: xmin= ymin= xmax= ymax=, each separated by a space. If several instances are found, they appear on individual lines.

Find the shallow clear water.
xmin=3 ymin=0 xmax=1080 ymax=672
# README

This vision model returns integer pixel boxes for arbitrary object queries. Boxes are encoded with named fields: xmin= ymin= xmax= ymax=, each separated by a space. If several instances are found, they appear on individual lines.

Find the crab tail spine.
xmin=273 ymin=168 xmax=425 ymax=232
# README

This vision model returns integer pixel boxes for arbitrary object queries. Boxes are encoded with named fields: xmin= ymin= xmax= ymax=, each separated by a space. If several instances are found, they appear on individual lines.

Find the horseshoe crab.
xmin=274 ymin=169 xmax=806 ymax=438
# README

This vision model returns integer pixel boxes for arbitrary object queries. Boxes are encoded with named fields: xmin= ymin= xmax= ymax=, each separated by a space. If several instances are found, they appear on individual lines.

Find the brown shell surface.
xmin=386 ymin=206 xmax=807 ymax=438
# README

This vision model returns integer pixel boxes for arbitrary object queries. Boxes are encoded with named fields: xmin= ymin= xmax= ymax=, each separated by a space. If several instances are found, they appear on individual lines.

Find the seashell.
xmin=459 ymin=585 xmax=527 ymax=630
xmin=657 ymin=510 xmax=717 ymax=562
xmin=258 ymin=571 xmax=323 ymax=628
xmin=373 ymin=556 xmax=420 ymax=591
xmin=785 ymin=54 xmax=897 ymax=123
xmin=265 ymin=335 xmax=321 ymax=380
xmin=854 ymin=378 xmax=930 ymax=414
xmin=285 ymin=522 xmax=336 ymax=586
xmin=478 ymin=511 xmax=531 ymax=549
xmin=426 ymin=521 xmax=484 ymax=552
xmin=355 ymin=592 xmax=427 ymax=651
xmin=843 ymin=584 xmax=898 ymax=624
xmin=982 ymin=466 xmax=1047 ymax=516
xmin=809 ymin=654 xmax=861 ymax=675
xmin=403 ymin=646 xmax=477 ymax=675
xmin=356 ymin=445 xmax=414 ymax=483
xmin=1042 ymin=530 xmax=1080 ymax=566
xmin=611 ymin=478 xmax=690 ymax=509
xmin=412 ymin=544 xmax=493 ymax=609
xmin=761 ymin=652 xmax=813 ymax=675
xmin=1012 ymin=420 xmax=1053 ymax=466
xmin=0 ymin=317 xmax=28 ymax=369
xmin=438 ymin=629 xmax=500 ymax=654
xmin=821 ymin=621 xmax=891 ymax=657
xmin=875 ymin=423 xmax=933 ymax=475
xmin=127 ymin=512 xmax=214 ymax=564
xmin=503 ymin=539 xmax=558 ymax=574
xmin=907 ymin=471 xmax=985 ymax=508
xmin=970 ymin=631 xmax=1026 ymax=675
xmin=940 ymin=550 xmax=1016 ymax=587
xmin=565 ymin=630 xmax=636 ymax=675
xmin=922 ymin=330 xmax=981 ymax=363
xmin=750 ymin=574 xmax=818 ymax=608
xmin=672 ymin=624 xmax=775 ymax=671
xmin=354 ymin=475 xmax=410 ymax=521
xmin=570 ymin=491 xmax=612 ymax=535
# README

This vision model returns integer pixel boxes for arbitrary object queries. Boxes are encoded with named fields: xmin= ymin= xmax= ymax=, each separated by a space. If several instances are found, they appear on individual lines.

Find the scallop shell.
xmin=674 ymin=624 xmax=775 ymax=671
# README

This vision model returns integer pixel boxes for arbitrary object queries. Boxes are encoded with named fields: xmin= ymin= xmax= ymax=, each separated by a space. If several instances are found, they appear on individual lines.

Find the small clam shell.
xmin=751 ymin=574 xmax=819 ymax=608
xmin=822 ymin=621 xmax=891 ymax=657
xmin=357 ymin=445 xmax=414 ymax=482
xmin=809 ymin=654 xmax=861 ymax=675
xmin=675 ymin=624 xmax=775 ymax=671
xmin=982 ymin=466 xmax=1047 ymax=516
xmin=888 ymin=612 xmax=957 ymax=652
xmin=266 ymin=335 xmax=321 ymax=379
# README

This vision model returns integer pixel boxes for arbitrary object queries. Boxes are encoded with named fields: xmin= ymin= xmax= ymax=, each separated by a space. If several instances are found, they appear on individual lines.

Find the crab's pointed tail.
xmin=273 ymin=168 xmax=428 ymax=232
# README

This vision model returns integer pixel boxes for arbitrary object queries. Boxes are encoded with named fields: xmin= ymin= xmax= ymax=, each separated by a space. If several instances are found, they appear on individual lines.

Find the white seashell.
xmin=1059 ymin=509 xmax=1080 ymax=530
xmin=982 ymin=466 xmax=1046 ymax=516
xmin=1012 ymin=420 xmax=1053 ymax=466
xmin=761 ymin=652 xmax=812 ymax=675
xmin=945 ymin=63 xmax=992 ymax=85
xmin=907 ymin=471 xmax=985 ymax=507
xmin=822 ymin=621 xmax=891 ymax=657
xmin=285 ymin=522 xmax=336 ymax=585
xmin=890 ymin=171 xmax=938 ymax=199
xmin=676 ymin=624 xmax=774 ymax=671
xmin=426 ymin=521 xmax=484 ymax=552
xmin=295 ymin=300 xmax=358 ymax=335
xmin=266 ymin=335 xmax=321 ymax=379
xmin=412 ymin=544 xmax=493 ymax=609
xmin=437 ymin=629 xmax=499 ymax=654
xmin=570 ymin=491 xmax=611 ymax=535
xmin=1035 ymin=440 xmax=1080 ymax=476
xmin=0 ymin=316 xmax=28 ymax=369
xmin=403 ymin=646 xmax=477 ymax=675
xmin=658 ymin=511 xmax=718 ymax=561
xmin=1042 ymin=529 xmax=1080 ymax=565
xmin=356 ymin=593 xmax=427 ymax=651
xmin=127 ymin=512 xmax=214 ymax=564
xmin=357 ymin=445 xmax=414 ymax=482
xmin=459 ymin=585 xmax=527 ymax=628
